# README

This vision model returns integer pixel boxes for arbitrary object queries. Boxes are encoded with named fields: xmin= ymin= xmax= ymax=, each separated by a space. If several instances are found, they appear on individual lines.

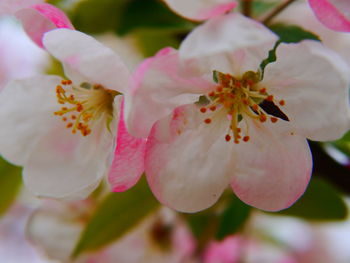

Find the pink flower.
xmin=0 ymin=29 xmax=145 ymax=199
xmin=308 ymin=0 xmax=350 ymax=32
xmin=125 ymin=14 xmax=350 ymax=212
xmin=203 ymin=236 xmax=241 ymax=263
xmin=0 ymin=0 xmax=73 ymax=47
xmin=162 ymin=0 xmax=237 ymax=21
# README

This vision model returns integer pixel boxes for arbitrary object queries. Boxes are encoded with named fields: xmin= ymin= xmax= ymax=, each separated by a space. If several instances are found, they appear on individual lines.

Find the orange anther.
xmin=259 ymin=114 xmax=267 ymax=122
xmin=259 ymin=88 xmax=267 ymax=94
xmin=270 ymin=117 xmax=278 ymax=123
xmin=66 ymin=123 xmax=73 ymax=128
xmin=61 ymin=80 xmax=67 ymax=85
xmin=77 ymin=104 xmax=83 ymax=112
xmin=243 ymin=136 xmax=250 ymax=142
xmin=234 ymin=139 xmax=239 ymax=144
xmin=204 ymin=118 xmax=212 ymax=124
xmin=71 ymin=115 xmax=77 ymax=120
xmin=266 ymin=95 xmax=274 ymax=102
xmin=225 ymin=135 xmax=231 ymax=141
xmin=66 ymin=80 xmax=72 ymax=85
xmin=252 ymin=104 xmax=259 ymax=111
xmin=62 ymin=117 xmax=67 ymax=122
xmin=200 ymin=107 xmax=207 ymax=113
xmin=279 ymin=100 xmax=285 ymax=106
xmin=216 ymin=86 xmax=223 ymax=92
xmin=208 ymin=91 xmax=215 ymax=97
xmin=209 ymin=105 xmax=216 ymax=111
xmin=242 ymin=99 xmax=249 ymax=105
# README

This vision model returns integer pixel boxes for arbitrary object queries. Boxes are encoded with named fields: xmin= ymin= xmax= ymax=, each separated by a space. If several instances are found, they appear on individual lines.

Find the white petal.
xmin=23 ymin=115 xmax=115 ymax=199
xmin=179 ymin=13 xmax=277 ymax=73
xmin=43 ymin=28 xmax=131 ymax=93
xmin=0 ymin=76 xmax=60 ymax=165
xmin=263 ymin=40 xmax=350 ymax=141
xmin=231 ymin=119 xmax=312 ymax=211
xmin=146 ymin=104 xmax=236 ymax=212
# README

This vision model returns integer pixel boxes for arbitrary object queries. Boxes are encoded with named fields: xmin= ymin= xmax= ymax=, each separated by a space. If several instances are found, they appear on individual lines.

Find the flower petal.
xmin=125 ymin=47 xmax=213 ymax=138
xmin=163 ymin=0 xmax=236 ymax=21
xmin=308 ymin=0 xmax=350 ymax=32
xmin=179 ymin=13 xmax=277 ymax=72
xmin=15 ymin=3 xmax=74 ymax=48
xmin=0 ymin=76 xmax=61 ymax=165
xmin=145 ymin=104 xmax=236 ymax=212
xmin=23 ymin=115 xmax=116 ymax=199
xmin=263 ymin=40 xmax=350 ymax=141
xmin=43 ymin=28 xmax=131 ymax=94
xmin=231 ymin=119 xmax=312 ymax=212
xmin=108 ymin=99 xmax=146 ymax=192
xmin=0 ymin=0 xmax=43 ymax=14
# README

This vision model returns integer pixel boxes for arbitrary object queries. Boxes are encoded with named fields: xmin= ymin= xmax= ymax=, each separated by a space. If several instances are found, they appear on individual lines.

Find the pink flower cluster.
xmin=0 ymin=0 xmax=349 ymax=214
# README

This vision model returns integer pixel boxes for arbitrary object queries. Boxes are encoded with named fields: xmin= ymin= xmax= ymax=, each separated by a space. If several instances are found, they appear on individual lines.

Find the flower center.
xmin=54 ymin=79 xmax=119 ymax=136
xmin=200 ymin=71 xmax=286 ymax=143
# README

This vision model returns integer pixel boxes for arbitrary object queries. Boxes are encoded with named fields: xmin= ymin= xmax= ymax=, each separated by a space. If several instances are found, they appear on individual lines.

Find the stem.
xmin=242 ymin=0 xmax=253 ymax=17
xmin=262 ymin=0 xmax=297 ymax=25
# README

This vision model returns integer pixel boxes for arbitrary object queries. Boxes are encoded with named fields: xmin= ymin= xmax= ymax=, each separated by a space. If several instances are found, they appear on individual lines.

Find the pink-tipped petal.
xmin=15 ymin=3 xmax=73 ymax=47
xmin=231 ymin=119 xmax=312 ymax=212
xmin=308 ymin=0 xmax=350 ymax=32
xmin=204 ymin=236 xmax=241 ymax=263
xmin=263 ymin=40 xmax=350 ymax=142
xmin=145 ymin=104 xmax=235 ymax=213
xmin=125 ymin=47 xmax=213 ymax=138
xmin=43 ymin=29 xmax=131 ymax=94
xmin=108 ymin=99 xmax=146 ymax=192
xmin=179 ymin=13 xmax=278 ymax=69
xmin=163 ymin=0 xmax=236 ymax=21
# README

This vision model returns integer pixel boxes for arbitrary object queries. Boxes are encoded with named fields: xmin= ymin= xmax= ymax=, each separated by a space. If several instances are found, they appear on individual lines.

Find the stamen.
xmin=200 ymin=107 xmax=207 ymax=113
xmin=270 ymin=117 xmax=278 ymax=123
xmin=279 ymin=100 xmax=285 ymax=106
xmin=204 ymin=118 xmax=212 ymax=124
xmin=225 ymin=134 xmax=231 ymax=141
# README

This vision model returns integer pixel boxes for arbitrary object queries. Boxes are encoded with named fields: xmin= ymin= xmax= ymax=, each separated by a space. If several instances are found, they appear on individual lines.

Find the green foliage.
xmin=72 ymin=177 xmax=159 ymax=258
xmin=252 ymin=0 xmax=279 ymax=17
xmin=273 ymin=177 xmax=348 ymax=221
xmin=330 ymin=130 xmax=350 ymax=157
xmin=216 ymin=196 xmax=251 ymax=240
xmin=115 ymin=0 xmax=194 ymax=36
xmin=269 ymin=23 xmax=320 ymax=43
xmin=0 ymin=157 xmax=22 ymax=217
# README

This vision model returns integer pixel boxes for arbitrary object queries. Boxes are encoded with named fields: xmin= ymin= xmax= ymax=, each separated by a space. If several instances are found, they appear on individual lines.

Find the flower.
xmin=0 ymin=1 xmax=74 ymax=47
xmin=125 ymin=13 xmax=350 ymax=212
xmin=308 ymin=0 xmax=350 ymax=32
xmin=162 ymin=0 xmax=236 ymax=21
xmin=0 ymin=28 xmax=145 ymax=199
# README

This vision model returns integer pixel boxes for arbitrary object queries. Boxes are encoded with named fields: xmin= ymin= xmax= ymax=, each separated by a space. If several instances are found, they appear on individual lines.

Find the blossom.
xmin=125 ymin=14 xmax=350 ymax=212
xmin=162 ymin=0 xmax=236 ymax=21
xmin=0 ymin=28 xmax=145 ymax=199
xmin=0 ymin=0 xmax=73 ymax=47
xmin=308 ymin=0 xmax=350 ymax=32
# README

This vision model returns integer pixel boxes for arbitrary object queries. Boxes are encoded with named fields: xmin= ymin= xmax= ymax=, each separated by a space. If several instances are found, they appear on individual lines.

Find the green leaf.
xmin=272 ymin=177 xmax=348 ymax=221
xmin=72 ymin=177 xmax=159 ymax=258
xmin=269 ymin=23 xmax=320 ymax=43
xmin=115 ymin=0 xmax=194 ymax=36
xmin=0 ymin=157 xmax=22 ymax=217
xmin=329 ymin=130 xmax=350 ymax=157
xmin=252 ymin=0 xmax=279 ymax=17
xmin=259 ymin=42 xmax=278 ymax=75
xmin=215 ymin=196 xmax=251 ymax=240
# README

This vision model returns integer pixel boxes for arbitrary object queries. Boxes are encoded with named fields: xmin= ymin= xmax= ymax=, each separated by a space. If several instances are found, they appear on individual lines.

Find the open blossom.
xmin=0 ymin=28 xmax=145 ymax=199
xmin=0 ymin=0 xmax=73 ymax=47
xmin=308 ymin=0 xmax=350 ymax=32
xmin=162 ymin=0 xmax=236 ymax=21
xmin=125 ymin=13 xmax=350 ymax=212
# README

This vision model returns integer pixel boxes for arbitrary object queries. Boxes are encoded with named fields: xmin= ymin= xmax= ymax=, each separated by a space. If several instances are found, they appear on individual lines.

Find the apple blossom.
xmin=308 ymin=0 xmax=350 ymax=32
xmin=0 ymin=0 xmax=73 ymax=47
xmin=0 ymin=28 xmax=145 ymax=199
xmin=125 ymin=13 xmax=350 ymax=212
xmin=162 ymin=0 xmax=237 ymax=21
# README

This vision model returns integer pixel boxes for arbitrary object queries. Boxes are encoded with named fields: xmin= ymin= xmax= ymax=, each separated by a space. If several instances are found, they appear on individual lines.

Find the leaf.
xmin=115 ymin=0 xmax=194 ymax=36
xmin=215 ymin=196 xmax=251 ymax=240
xmin=72 ymin=177 xmax=159 ymax=257
xmin=0 ymin=157 xmax=22 ymax=217
xmin=252 ymin=0 xmax=279 ymax=17
xmin=272 ymin=177 xmax=348 ymax=221
xmin=269 ymin=23 xmax=320 ymax=43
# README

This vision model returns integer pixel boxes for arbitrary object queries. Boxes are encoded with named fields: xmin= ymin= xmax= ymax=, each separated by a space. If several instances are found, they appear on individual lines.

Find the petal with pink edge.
xmin=263 ymin=40 xmax=350 ymax=142
xmin=145 ymin=104 xmax=236 ymax=213
xmin=15 ymin=3 xmax=73 ymax=47
xmin=0 ymin=76 xmax=61 ymax=166
xmin=231 ymin=119 xmax=312 ymax=212
xmin=108 ymin=99 xmax=146 ymax=192
xmin=43 ymin=28 xmax=131 ymax=94
xmin=308 ymin=0 xmax=350 ymax=32
xmin=179 ymin=13 xmax=277 ymax=70
xmin=125 ymin=47 xmax=213 ymax=138
xmin=163 ymin=0 xmax=236 ymax=21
